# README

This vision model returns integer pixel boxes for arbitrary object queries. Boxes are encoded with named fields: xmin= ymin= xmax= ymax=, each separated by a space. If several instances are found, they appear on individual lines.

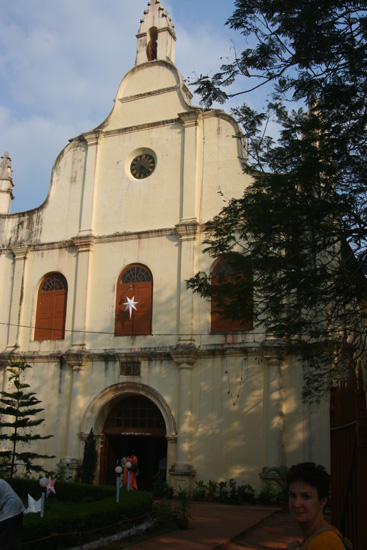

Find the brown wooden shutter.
xmin=34 ymin=274 xmax=67 ymax=340
xmin=115 ymin=265 xmax=152 ymax=336
xmin=211 ymin=259 xmax=253 ymax=333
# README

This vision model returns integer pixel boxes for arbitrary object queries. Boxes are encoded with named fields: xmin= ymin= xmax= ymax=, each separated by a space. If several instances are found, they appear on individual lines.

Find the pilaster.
xmin=178 ymin=111 xmax=203 ymax=223
xmin=169 ymin=343 xmax=197 ymax=491
xmin=64 ymin=352 xmax=87 ymax=461
xmin=78 ymin=130 xmax=103 ymax=237
xmin=262 ymin=336 xmax=286 ymax=467
xmin=175 ymin=220 xmax=200 ymax=341
xmin=70 ymin=235 xmax=95 ymax=349
xmin=5 ymin=245 xmax=28 ymax=351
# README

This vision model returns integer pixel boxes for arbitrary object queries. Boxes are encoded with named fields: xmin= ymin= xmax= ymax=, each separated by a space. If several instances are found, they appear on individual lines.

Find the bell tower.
xmin=135 ymin=0 xmax=176 ymax=66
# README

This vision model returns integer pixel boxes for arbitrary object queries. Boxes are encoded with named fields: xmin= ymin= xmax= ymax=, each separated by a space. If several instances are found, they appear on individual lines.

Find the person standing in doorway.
xmin=123 ymin=451 xmax=138 ymax=490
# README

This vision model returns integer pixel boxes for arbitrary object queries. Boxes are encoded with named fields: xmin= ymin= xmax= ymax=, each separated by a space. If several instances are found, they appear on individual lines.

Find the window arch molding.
xmin=81 ymin=381 xmax=177 ymax=437
xmin=210 ymin=256 xmax=253 ymax=333
xmin=34 ymin=272 xmax=68 ymax=340
xmin=115 ymin=263 xmax=153 ymax=336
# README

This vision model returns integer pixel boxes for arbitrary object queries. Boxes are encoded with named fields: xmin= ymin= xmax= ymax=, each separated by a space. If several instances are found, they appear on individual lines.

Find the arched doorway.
xmin=99 ymin=395 xmax=167 ymax=488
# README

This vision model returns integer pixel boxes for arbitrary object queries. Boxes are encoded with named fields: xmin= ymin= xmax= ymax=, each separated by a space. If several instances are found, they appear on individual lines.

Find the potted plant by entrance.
xmin=269 ymin=466 xmax=289 ymax=512
xmin=207 ymin=480 xmax=218 ymax=502
xmin=151 ymin=472 xmax=174 ymax=499
xmin=173 ymin=486 xmax=192 ymax=530
xmin=192 ymin=480 xmax=207 ymax=501
xmin=219 ymin=480 xmax=228 ymax=503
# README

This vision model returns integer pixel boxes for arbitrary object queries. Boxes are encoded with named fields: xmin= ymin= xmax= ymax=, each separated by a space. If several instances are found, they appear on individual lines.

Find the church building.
xmin=0 ymin=0 xmax=329 ymax=491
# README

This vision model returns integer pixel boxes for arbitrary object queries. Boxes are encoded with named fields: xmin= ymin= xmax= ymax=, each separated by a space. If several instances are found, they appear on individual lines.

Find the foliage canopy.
xmin=187 ymin=1 xmax=367 ymax=400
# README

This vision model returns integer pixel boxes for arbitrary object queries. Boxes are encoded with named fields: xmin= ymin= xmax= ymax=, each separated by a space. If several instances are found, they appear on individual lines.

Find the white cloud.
xmin=0 ymin=0 xmax=246 ymax=213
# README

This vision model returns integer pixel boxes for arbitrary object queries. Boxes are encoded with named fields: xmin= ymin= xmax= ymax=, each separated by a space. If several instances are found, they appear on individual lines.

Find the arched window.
xmin=34 ymin=273 xmax=68 ymax=340
xmin=105 ymin=396 xmax=165 ymax=436
xmin=211 ymin=257 xmax=253 ymax=333
xmin=115 ymin=264 xmax=153 ymax=336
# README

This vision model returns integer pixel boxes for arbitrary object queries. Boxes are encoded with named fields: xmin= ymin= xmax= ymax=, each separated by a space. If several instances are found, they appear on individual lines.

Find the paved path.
xmin=223 ymin=510 xmax=300 ymax=549
xmin=127 ymin=503 xmax=277 ymax=550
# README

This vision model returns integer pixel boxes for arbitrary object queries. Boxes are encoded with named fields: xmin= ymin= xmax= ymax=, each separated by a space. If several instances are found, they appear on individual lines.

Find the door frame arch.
xmin=82 ymin=382 xmax=177 ymax=437
xmin=81 ymin=382 xmax=177 ymax=484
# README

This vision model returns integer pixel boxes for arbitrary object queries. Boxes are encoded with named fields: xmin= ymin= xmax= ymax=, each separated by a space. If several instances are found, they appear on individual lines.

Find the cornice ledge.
xmin=261 ymin=334 xmax=286 ymax=361
xmin=0 ymin=351 xmax=63 ymax=365
xmin=80 ymin=129 xmax=105 ymax=146
xmin=119 ymin=86 xmax=179 ymax=104
xmin=97 ymin=227 xmax=175 ymax=244
xmin=197 ymin=342 xmax=262 ymax=357
xmin=11 ymin=244 xmax=28 ymax=260
xmin=88 ymin=348 xmax=173 ymax=361
xmin=178 ymin=110 xmax=203 ymax=127
xmin=175 ymin=219 xmax=201 ymax=241
xmin=170 ymin=342 xmax=198 ymax=366
xmin=72 ymin=234 xmax=96 ymax=252
xmin=1 ymin=240 xmax=75 ymax=254
xmin=63 ymin=349 xmax=88 ymax=369
xmin=29 ymin=240 xmax=75 ymax=252
xmin=102 ymin=118 xmax=179 ymax=138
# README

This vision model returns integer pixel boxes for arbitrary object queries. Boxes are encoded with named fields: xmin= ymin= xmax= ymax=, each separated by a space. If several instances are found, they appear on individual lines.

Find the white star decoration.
xmin=123 ymin=296 xmax=138 ymax=319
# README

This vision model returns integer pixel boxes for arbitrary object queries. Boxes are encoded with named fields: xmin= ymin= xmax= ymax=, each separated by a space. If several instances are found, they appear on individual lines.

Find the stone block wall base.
xmin=169 ymin=463 xmax=196 ymax=493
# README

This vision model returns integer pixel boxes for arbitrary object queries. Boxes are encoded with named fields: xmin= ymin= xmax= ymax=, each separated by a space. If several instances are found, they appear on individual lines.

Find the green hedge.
xmin=6 ymin=480 xmax=151 ymax=550
xmin=9 ymin=478 xmax=116 ymax=502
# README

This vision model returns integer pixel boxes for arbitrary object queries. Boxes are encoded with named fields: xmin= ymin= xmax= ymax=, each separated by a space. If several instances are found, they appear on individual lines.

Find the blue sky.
xmin=0 ymin=0 xmax=250 ymax=213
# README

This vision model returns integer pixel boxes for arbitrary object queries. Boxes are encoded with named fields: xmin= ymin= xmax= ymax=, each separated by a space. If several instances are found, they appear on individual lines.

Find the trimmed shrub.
xmin=5 ymin=479 xmax=151 ymax=550
xmin=9 ymin=478 xmax=115 ymax=502
xmin=22 ymin=490 xmax=152 ymax=550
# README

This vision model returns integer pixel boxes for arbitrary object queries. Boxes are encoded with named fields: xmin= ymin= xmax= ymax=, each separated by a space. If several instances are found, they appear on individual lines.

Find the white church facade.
xmin=0 ymin=0 xmax=329 ymax=491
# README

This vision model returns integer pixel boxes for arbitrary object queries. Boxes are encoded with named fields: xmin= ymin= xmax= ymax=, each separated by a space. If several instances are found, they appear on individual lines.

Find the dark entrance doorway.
xmin=99 ymin=395 xmax=167 ymax=489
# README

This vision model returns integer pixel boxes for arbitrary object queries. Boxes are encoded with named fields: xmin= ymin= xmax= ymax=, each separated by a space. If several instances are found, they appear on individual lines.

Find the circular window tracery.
xmin=41 ymin=274 xmax=67 ymax=291
xmin=119 ymin=266 xmax=152 ymax=284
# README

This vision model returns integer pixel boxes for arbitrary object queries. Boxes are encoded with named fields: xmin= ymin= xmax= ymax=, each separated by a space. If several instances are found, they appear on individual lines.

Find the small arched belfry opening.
xmin=211 ymin=256 xmax=253 ymax=333
xmin=34 ymin=272 xmax=68 ymax=340
xmin=147 ymin=27 xmax=158 ymax=61
xmin=115 ymin=264 xmax=153 ymax=336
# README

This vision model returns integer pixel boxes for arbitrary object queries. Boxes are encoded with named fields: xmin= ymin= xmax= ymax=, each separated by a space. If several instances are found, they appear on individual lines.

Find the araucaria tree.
xmin=187 ymin=2 xmax=367 ymax=401
xmin=0 ymin=361 xmax=54 ymax=478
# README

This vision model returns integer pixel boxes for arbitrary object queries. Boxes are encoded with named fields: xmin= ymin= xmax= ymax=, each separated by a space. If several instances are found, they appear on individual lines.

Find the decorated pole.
xmin=39 ymin=477 xmax=48 ymax=518
xmin=115 ymin=466 xmax=122 ymax=503
xmin=65 ymin=458 xmax=70 ymax=482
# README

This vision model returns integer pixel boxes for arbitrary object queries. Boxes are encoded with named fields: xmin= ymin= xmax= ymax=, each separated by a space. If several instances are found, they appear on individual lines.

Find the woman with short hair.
xmin=286 ymin=462 xmax=346 ymax=549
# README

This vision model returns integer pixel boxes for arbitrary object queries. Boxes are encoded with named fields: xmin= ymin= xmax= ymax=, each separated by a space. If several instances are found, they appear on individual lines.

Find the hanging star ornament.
xmin=46 ymin=477 xmax=57 ymax=497
xmin=123 ymin=296 xmax=138 ymax=319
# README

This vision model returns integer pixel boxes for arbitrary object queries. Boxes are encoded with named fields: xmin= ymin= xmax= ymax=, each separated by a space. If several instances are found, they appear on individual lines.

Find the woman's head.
xmin=286 ymin=462 xmax=330 ymax=501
